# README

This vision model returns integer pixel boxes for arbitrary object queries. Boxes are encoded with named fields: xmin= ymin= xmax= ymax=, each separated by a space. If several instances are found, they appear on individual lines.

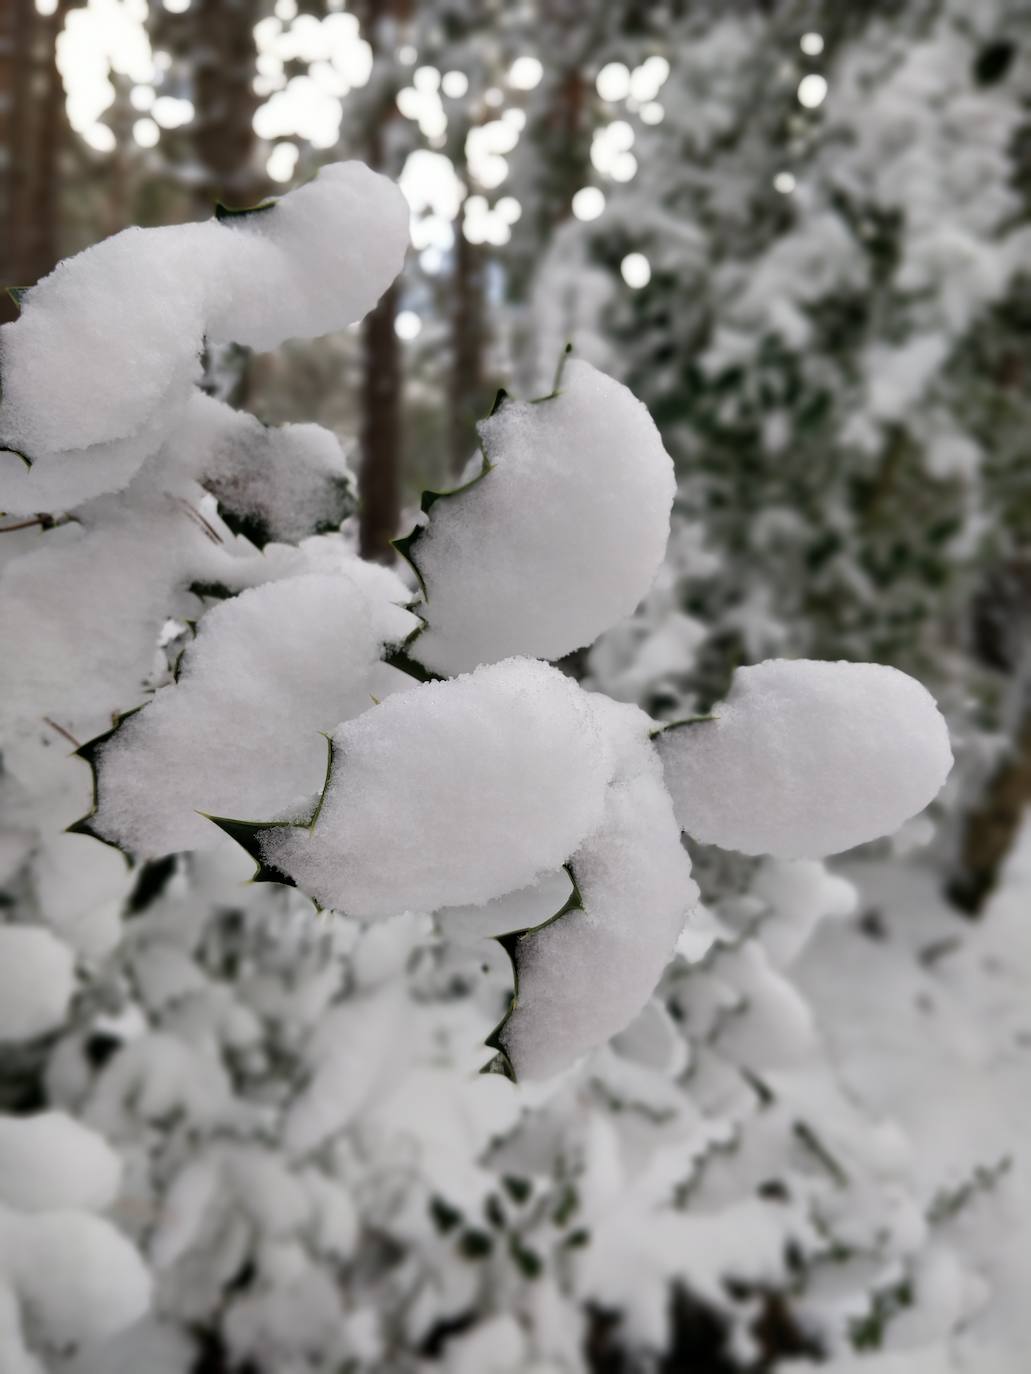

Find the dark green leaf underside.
xmin=202 ymin=735 xmax=335 ymax=896
xmin=650 ymin=714 xmax=718 ymax=739
xmin=483 ymin=862 xmax=585 ymax=1081
xmin=66 ymin=705 xmax=149 ymax=867
xmin=215 ymin=199 xmax=277 ymax=222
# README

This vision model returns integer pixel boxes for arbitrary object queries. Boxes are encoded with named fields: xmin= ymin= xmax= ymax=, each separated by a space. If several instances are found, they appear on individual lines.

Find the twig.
xmin=43 ymin=717 xmax=81 ymax=748
xmin=0 ymin=515 xmax=50 ymax=533
xmin=175 ymin=497 xmax=223 ymax=545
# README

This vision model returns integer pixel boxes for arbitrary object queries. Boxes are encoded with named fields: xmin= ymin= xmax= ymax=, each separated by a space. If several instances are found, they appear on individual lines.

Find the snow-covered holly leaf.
xmin=655 ymin=658 xmax=953 ymax=858
xmin=394 ymin=359 xmax=676 ymax=676
xmin=488 ymin=735 xmax=699 ymax=1082
xmin=213 ymin=199 xmax=277 ymax=222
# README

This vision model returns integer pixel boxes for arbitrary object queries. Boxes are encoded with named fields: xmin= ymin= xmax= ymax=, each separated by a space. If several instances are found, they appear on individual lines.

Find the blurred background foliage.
xmin=2 ymin=0 xmax=1031 ymax=908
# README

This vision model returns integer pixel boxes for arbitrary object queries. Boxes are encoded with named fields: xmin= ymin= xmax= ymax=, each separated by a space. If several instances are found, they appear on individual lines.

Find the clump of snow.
xmin=0 ymin=1113 xmax=121 ymax=1213
xmin=0 ymin=509 xmax=204 ymax=740
xmin=0 ymin=1206 xmax=152 ymax=1346
xmin=206 ymin=162 xmax=409 ymax=351
xmin=0 ymin=427 xmax=161 ymax=516
xmin=0 ymin=162 xmax=407 ymax=515
xmin=437 ymin=869 xmax=575 ymax=945
xmin=408 ymin=360 xmax=676 ymax=675
xmin=283 ymin=985 xmax=412 ymax=1155
xmin=0 ymin=223 xmax=216 ymax=470
xmin=656 ymin=659 xmax=953 ymax=858
xmin=752 ymin=858 xmax=858 ymax=969
xmin=0 ymin=926 xmax=75 ymax=1041
xmin=198 ymin=405 xmax=355 ymax=546
xmin=499 ymin=727 xmax=698 ymax=1081
xmin=92 ymin=570 xmax=418 ymax=855
xmin=262 ymin=658 xmax=617 ymax=918
xmin=85 ymin=1031 xmax=235 ymax=1134
xmin=32 ymin=834 xmax=129 ymax=961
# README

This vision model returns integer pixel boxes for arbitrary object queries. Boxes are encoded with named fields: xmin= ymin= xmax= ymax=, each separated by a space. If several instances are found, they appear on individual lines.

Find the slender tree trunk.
xmin=2 ymin=0 xmax=36 ymax=322
xmin=947 ymin=559 xmax=1031 ymax=916
xmin=190 ymin=0 xmax=265 ymax=212
xmin=23 ymin=0 xmax=70 ymax=287
xmin=360 ymin=279 xmax=402 ymax=561
xmin=1 ymin=0 xmax=77 ymax=326
xmin=352 ymin=0 xmax=409 ymax=562
xmin=947 ymin=707 xmax=1031 ymax=916
xmin=448 ymin=208 xmax=486 ymax=476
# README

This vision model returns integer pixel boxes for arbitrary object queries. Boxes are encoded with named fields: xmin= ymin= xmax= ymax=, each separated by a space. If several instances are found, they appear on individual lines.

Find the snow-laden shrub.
xmin=0 ymin=158 xmax=955 ymax=1370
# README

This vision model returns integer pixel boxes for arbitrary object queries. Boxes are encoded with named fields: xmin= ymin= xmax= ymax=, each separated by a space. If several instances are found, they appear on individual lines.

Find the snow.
xmin=91 ymin=570 xmax=418 ymax=855
xmin=0 ymin=426 xmax=161 ymax=516
xmin=32 ymin=833 xmax=130 ymax=960
xmin=0 ymin=162 xmax=407 ymax=515
xmin=206 ymin=161 xmax=409 ymax=351
xmin=0 ymin=1285 xmax=41 ymax=1374
xmin=0 ymin=497 xmax=212 ymax=740
xmin=195 ymin=402 xmax=354 ymax=545
xmin=61 ymin=1320 xmax=195 ymax=1374
xmin=408 ymin=360 xmax=676 ymax=675
xmin=262 ymin=658 xmax=618 ymax=919
xmin=437 ymin=869 xmax=575 ymax=944
xmin=0 ymin=926 xmax=75 ymax=1042
xmin=657 ymin=659 xmax=953 ymax=858
xmin=0 ymin=1113 xmax=121 ymax=1213
xmin=283 ymin=984 xmax=412 ymax=1155
xmin=499 ymin=725 xmax=698 ymax=1080
xmin=751 ymin=858 xmax=859 ymax=969
xmin=0 ymin=222 xmax=214 ymax=463
xmin=0 ymin=1207 xmax=152 ymax=1345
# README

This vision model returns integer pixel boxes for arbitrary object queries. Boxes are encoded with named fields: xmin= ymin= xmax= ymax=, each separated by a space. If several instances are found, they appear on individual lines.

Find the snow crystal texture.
xmin=500 ymin=726 xmax=698 ymax=1080
xmin=0 ymin=162 xmax=406 ymax=514
xmin=657 ymin=658 xmax=953 ymax=858
xmin=409 ymin=360 xmax=676 ymax=674
xmin=92 ymin=571 xmax=417 ymax=855
xmin=262 ymin=658 xmax=618 ymax=919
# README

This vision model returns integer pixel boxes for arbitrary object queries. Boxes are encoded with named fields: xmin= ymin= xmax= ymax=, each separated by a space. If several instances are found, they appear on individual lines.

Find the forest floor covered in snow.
xmin=788 ymin=821 xmax=1031 ymax=1373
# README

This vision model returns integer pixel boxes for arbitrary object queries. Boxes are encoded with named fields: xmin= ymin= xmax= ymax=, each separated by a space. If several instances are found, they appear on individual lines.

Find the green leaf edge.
xmin=482 ymin=861 xmax=585 ymax=1082
xmin=391 ymin=446 xmax=495 ymax=600
xmin=2 ymin=289 xmax=32 ymax=464
xmin=204 ymin=469 xmax=356 ymax=551
xmin=382 ymin=617 xmax=445 ymax=684
xmin=649 ymin=713 xmax=717 ymax=740
xmin=66 ymin=705 xmax=149 ymax=867
xmin=390 ymin=345 xmax=573 ymax=654
xmin=214 ymin=199 xmax=278 ymax=222
xmin=201 ymin=733 xmax=337 ymax=908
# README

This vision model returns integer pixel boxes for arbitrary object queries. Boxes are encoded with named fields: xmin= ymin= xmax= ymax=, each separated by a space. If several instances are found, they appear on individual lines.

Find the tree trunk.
xmin=359 ymin=279 xmax=402 ymax=561
xmin=947 ymin=708 xmax=1031 ymax=916
xmin=946 ymin=558 xmax=1031 ymax=916
xmin=352 ymin=0 xmax=409 ymax=563
xmin=1 ymin=0 xmax=71 ymax=324
xmin=190 ymin=0 xmax=265 ymax=211
xmin=448 ymin=210 xmax=486 ymax=476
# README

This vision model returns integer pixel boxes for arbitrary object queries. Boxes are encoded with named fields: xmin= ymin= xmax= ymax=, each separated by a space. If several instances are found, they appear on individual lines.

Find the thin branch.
xmin=43 ymin=716 xmax=81 ymax=748
xmin=174 ymin=497 xmax=224 ymax=545
xmin=0 ymin=515 xmax=49 ymax=533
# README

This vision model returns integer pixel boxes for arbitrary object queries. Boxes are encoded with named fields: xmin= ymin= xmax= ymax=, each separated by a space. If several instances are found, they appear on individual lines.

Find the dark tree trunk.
xmin=359 ymin=278 xmax=402 ymax=561
xmin=1 ymin=0 xmax=73 ymax=324
xmin=946 ymin=559 xmax=1031 ymax=916
xmin=190 ymin=0 xmax=265 ymax=211
xmin=448 ymin=213 xmax=486 ymax=476
xmin=947 ymin=709 xmax=1031 ymax=916
xmin=352 ymin=0 xmax=409 ymax=563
